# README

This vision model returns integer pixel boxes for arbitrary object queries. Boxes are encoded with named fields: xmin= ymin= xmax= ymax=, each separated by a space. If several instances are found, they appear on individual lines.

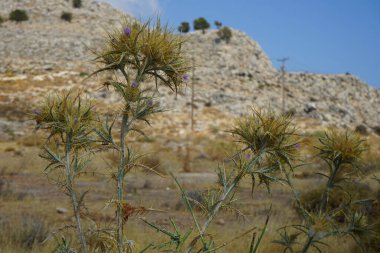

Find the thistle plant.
xmin=316 ymin=130 xmax=366 ymax=213
xmin=273 ymin=129 xmax=372 ymax=253
xmin=35 ymin=90 xmax=97 ymax=253
xmin=142 ymin=109 xmax=301 ymax=252
xmin=91 ymin=17 xmax=190 ymax=253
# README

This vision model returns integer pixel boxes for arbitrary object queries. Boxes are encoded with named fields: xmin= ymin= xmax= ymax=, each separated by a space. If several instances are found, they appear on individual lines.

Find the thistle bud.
xmin=131 ymin=80 xmax=139 ymax=88
xmin=123 ymin=27 xmax=131 ymax=37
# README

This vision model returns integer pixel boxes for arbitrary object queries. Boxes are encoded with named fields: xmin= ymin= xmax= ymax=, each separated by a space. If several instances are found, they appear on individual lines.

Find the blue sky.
xmin=103 ymin=0 xmax=380 ymax=88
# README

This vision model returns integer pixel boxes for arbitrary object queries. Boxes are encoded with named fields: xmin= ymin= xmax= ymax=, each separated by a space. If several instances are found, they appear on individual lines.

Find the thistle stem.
xmin=200 ymin=172 xmax=242 ymax=234
xmin=201 ymin=151 xmax=263 ymax=234
xmin=65 ymin=132 xmax=87 ymax=253
xmin=117 ymin=113 xmax=128 ymax=253
xmin=184 ymin=151 xmax=264 ymax=252
xmin=320 ymin=160 xmax=340 ymax=213
xmin=301 ymin=235 xmax=314 ymax=253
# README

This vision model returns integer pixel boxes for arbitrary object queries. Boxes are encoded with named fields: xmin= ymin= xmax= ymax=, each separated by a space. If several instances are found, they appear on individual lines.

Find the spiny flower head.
xmin=125 ymin=85 xmax=140 ymax=102
xmin=34 ymin=90 xmax=95 ymax=140
xmin=93 ymin=16 xmax=191 ymax=93
xmin=231 ymin=108 xmax=300 ymax=165
xmin=309 ymin=213 xmax=331 ymax=234
xmin=317 ymin=129 xmax=365 ymax=165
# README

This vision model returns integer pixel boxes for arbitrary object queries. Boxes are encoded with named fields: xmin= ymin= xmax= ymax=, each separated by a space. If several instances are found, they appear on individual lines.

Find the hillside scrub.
xmin=194 ymin=17 xmax=210 ymax=34
xmin=9 ymin=9 xmax=28 ymax=22
xmin=217 ymin=26 xmax=233 ymax=43
xmin=178 ymin=21 xmax=190 ymax=33
xmin=73 ymin=0 xmax=82 ymax=8
xmin=61 ymin=12 xmax=73 ymax=22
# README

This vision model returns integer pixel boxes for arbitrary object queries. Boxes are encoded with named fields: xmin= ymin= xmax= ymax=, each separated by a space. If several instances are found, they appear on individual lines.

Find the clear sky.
xmin=102 ymin=0 xmax=380 ymax=88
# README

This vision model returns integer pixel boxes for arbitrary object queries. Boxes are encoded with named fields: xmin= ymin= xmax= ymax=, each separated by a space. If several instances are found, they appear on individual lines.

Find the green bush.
xmin=73 ymin=0 xmax=82 ymax=8
xmin=355 ymin=124 xmax=368 ymax=135
xmin=61 ymin=12 xmax=72 ymax=22
xmin=9 ymin=9 xmax=28 ymax=22
xmin=0 ymin=16 xmax=4 ymax=25
xmin=193 ymin=17 xmax=210 ymax=34
xmin=373 ymin=125 xmax=380 ymax=135
xmin=178 ymin=21 xmax=190 ymax=33
xmin=217 ymin=26 xmax=233 ymax=43
xmin=214 ymin=20 xmax=222 ymax=29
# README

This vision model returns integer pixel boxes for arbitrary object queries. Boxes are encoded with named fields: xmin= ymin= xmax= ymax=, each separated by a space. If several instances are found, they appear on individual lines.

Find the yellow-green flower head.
xmin=231 ymin=108 xmax=300 ymax=163
xmin=94 ymin=17 xmax=191 ymax=93
xmin=310 ymin=213 xmax=331 ymax=234
xmin=317 ymin=129 xmax=365 ymax=164
xmin=34 ymin=90 xmax=94 ymax=137
xmin=125 ymin=82 xmax=140 ymax=102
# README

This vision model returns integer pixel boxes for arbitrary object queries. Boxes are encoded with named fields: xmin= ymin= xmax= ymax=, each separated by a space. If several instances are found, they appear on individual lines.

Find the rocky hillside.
xmin=183 ymin=30 xmax=380 ymax=131
xmin=0 ymin=0 xmax=127 ymax=72
xmin=0 ymin=0 xmax=379 ymax=135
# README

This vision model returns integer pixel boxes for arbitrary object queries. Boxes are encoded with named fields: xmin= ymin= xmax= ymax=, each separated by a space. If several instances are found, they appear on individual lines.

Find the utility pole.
xmin=278 ymin=57 xmax=289 ymax=113
xmin=184 ymin=57 xmax=195 ymax=172
xmin=191 ymin=57 xmax=195 ymax=131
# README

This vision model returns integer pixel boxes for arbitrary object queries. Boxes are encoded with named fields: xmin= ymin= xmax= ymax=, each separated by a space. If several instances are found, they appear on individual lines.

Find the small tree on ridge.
xmin=194 ymin=17 xmax=210 ymax=34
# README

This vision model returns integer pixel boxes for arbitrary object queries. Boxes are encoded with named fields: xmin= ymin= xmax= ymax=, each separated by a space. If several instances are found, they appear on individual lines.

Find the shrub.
xmin=178 ymin=21 xmax=190 ymax=33
xmin=0 ymin=16 xmax=4 ymax=25
xmin=372 ymin=125 xmax=380 ymax=135
xmin=193 ymin=17 xmax=210 ymax=34
xmin=73 ymin=0 xmax=82 ymax=8
xmin=217 ymin=26 xmax=233 ymax=43
xmin=61 ymin=12 xmax=72 ymax=22
xmin=214 ymin=20 xmax=222 ymax=29
xmin=9 ymin=9 xmax=28 ymax=22
xmin=355 ymin=124 xmax=368 ymax=135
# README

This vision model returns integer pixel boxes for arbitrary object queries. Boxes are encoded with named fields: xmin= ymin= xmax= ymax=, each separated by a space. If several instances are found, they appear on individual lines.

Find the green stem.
xmin=117 ymin=113 xmax=128 ymax=253
xmin=184 ymin=151 xmax=264 ymax=252
xmin=200 ymin=175 xmax=241 ymax=234
xmin=320 ymin=160 xmax=340 ymax=213
xmin=200 ymin=151 xmax=263 ymax=234
xmin=120 ymin=68 xmax=130 ymax=85
xmin=172 ymin=175 xmax=205 ymax=248
xmin=301 ymin=235 xmax=314 ymax=253
xmin=65 ymin=132 xmax=87 ymax=253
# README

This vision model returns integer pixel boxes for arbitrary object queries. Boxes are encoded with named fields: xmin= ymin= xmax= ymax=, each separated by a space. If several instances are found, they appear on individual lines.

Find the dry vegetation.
xmin=0 ymin=126 xmax=379 ymax=252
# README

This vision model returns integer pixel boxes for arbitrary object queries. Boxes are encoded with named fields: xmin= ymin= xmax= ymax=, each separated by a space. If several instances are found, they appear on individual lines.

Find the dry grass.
xmin=0 ymin=127 xmax=379 ymax=252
